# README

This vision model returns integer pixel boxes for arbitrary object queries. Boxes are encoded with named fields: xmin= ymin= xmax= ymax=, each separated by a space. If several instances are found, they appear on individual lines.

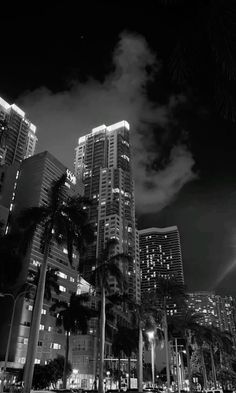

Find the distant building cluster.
xmin=187 ymin=291 xmax=236 ymax=339
xmin=0 ymin=95 xmax=235 ymax=388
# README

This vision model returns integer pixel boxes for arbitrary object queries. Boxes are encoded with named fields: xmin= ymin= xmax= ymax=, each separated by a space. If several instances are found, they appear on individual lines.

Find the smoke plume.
xmin=19 ymin=31 xmax=196 ymax=213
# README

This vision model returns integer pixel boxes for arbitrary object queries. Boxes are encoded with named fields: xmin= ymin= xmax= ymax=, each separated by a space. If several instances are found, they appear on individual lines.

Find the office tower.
xmin=0 ymin=97 xmax=37 ymax=166
xmin=187 ymin=291 xmax=236 ymax=339
xmin=74 ymin=121 xmax=140 ymax=302
xmin=139 ymin=226 xmax=184 ymax=294
xmin=0 ymin=151 xmax=80 ymax=367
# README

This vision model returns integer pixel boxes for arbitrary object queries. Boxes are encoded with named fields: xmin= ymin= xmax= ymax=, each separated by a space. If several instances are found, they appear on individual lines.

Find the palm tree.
xmin=157 ymin=0 xmax=236 ymax=121
xmin=50 ymin=292 xmax=95 ymax=388
xmin=112 ymin=325 xmax=138 ymax=390
xmin=202 ymin=325 xmax=233 ymax=389
xmin=128 ymin=292 xmax=162 ymax=393
xmin=154 ymin=277 xmax=186 ymax=392
xmin=193 ymin=324 xmax=213 ymax=390
xmin=27 ymin=266 xmax=61 ymax=302
xmin=17 ymin=173 xmax=94 ymax=393
xmin=168 ymin=310 xmax=203 ymax=393
xmin=90 ymin=239 xmax=128 ymax=393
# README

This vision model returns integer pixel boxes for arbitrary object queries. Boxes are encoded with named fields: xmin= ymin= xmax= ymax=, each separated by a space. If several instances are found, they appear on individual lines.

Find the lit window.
xmin=50 ymin=343 xmax=61 ymax=349
xmin=27 ymin=305 xmax=33 ymax=311
xmin=32 ymin=260 xmax=41 ymax=267
xmin=23 ymin=338 xmax=28 ymax=345
xmin=35 ymin=359 xmax=40 ymax=364
xmin=63 ymin=248 xmax=68 ymax=254
xmin=48 ymin=326 xmax=52 ymax=332
xmin=56 ymin=271 xmax=67 ymax=279
xmin=70 ymin=277 xmax=75 ymax=282
xmin=39 ymin=324 xmax=44 ymax=330
xmin=59 ymin=285 xmax=66 ymax=292
xmin=41 ymin=309 xmax=46 ymax=315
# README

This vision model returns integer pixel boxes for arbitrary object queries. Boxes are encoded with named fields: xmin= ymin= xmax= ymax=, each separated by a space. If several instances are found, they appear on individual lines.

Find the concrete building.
xmin=187 ymin=291 xmax=236 ymax=340
xmin=139 ymin=226 xmax=184 ymax=292
xmin=0 ymin=97 xmax=37 ymax=166
xmin=0 ymin=151 xmax=80 ymax=368
xmin=0 ymin=96 xmax=37 ymax=232
xmin=74 ymin=121 xmax=140 ymax=302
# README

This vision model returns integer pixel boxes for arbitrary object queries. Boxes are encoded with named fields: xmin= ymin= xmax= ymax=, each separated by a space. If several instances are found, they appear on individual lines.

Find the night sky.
xmin=1 ymin=2 xmax=236 ymax=295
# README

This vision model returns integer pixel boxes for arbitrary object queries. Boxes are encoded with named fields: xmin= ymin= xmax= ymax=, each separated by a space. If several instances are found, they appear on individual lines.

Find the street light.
xmin=0 ymin=289 xmax=30 ymax=393
xmin=147 ymin=330 xmax=155 ymax=387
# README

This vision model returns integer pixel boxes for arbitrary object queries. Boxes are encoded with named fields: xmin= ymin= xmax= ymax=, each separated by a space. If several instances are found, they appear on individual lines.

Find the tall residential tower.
xmin=0 ymin=152 xmax=79 ymax=367
xmin=0 ymin=97 xmax=37 ymax=166
xmin=139 ymin=226 xmax=184 ymax=294
xmin=74 ymin=121 xmax=140 ymax=302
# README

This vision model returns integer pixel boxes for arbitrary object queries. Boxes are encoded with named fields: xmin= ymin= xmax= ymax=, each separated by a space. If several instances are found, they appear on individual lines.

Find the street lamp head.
xmin=147 ymin=330 xmax=155 ymax=340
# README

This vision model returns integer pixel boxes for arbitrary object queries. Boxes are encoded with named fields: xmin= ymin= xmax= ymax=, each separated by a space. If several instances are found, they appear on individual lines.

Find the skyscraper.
xmin=187 ymin=291 xmax=236 ymax=340
xmin=0 ymin=152 xmax=79 ymax=367
xmin=139 ymin=226 xmax=184 ymax=294
xmin=0 ymin=97 xmax=38 ymax=232
xmin=0 ymin=97 xmax=37 ymax=166
xmin=74 ymin=121 xmax=140 ymax=302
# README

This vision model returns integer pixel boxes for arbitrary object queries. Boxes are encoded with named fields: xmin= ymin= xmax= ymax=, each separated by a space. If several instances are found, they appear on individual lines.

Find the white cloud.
xmin=19 ymin=31 xmax=196 ymax=213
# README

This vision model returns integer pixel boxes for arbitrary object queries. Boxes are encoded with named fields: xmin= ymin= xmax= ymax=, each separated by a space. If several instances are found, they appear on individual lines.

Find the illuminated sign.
xmin=66 ymin=169 xmax=76 ymax=185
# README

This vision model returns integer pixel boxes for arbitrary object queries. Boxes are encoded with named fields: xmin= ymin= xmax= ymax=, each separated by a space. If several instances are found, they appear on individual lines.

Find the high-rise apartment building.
xmin=187 ymin=291 xmax=236 ymax=340
xmin=139 ymin=226 xmax=184 ymax=294
xmin=0 ymin=152 xmax=80 ymax=367
xmin=0 ymin=97 xmax=37 ymax=166
xmin=74 ymin=121 xmax=140 ymax=302
xmin=0 ymin=97 xmax=37 ymax=231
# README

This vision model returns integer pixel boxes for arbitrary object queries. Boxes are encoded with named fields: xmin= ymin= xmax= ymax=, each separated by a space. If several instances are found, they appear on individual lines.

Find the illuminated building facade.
xmin=187 ymin=291 xmax=236 ymax=339
xmin=0 ymin=97 xmax=37 ymax=166
xmin=0 ymin=152 xmax=79 ymax=367
xmin=139 ymin=226 xmax=184 ymax=291
xmin=139 ymin=226 xmax=184 ymax=316
xmin=0 ymin=97 xmax=37 ymax=232
xmin=74 ymin=121 xmax=140 ymax=302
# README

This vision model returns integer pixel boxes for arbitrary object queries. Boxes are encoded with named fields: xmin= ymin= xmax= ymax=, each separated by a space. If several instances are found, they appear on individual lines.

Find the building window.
xmin=41 ymin=309 xmax=46 ymax=315
xmin=56 ymin=271 xmax=67 ymax=279
xmin=39 ymin=324 xmax=44 ymax=330
xmin=59 ymin=285 xmax=66 ymax=292
xmin=35 ymin=359 xmax=40 ymax=364
xmin=50 ymin=343 xmax=61 ymax=350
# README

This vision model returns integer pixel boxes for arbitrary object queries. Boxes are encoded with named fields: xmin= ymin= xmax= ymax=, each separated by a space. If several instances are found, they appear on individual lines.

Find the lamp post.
xmin=0 ymin=290 xmax=30 ymax=393
xmin=147 ymin=331 xmax=155 ymax=387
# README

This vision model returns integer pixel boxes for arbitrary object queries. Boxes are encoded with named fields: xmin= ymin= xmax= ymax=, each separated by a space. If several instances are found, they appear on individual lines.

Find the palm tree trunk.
xmin=163 ymin=311 xmax=171 ymax=392
xmin=200 ymin=347 xmax=208 ymax=390
xmin=128 ymin=356 xmax=131 ymax=390
xmin=185 ymin=335 xmax=192 ymax=393
xmin=210 ymin=345 xmax=217 ymax=388
xmin=63 ymin=331 xmax=70 ymax=388
xmin=138 ymin=326 xmax=143 ymax=393
xmin=23 ymin=240 xmax=50 ymax=393
xmin=118 ymin=356 xmax=121 ymax=391
xmin=98 ymin=287 xmax=106 ymax=393
xmin=93 ymin=322 xmax=99 ymax=390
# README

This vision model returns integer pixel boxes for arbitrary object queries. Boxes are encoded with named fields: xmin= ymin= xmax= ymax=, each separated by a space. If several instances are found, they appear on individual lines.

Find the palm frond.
xmin=48 ymin=173 xmax=67 ymax=208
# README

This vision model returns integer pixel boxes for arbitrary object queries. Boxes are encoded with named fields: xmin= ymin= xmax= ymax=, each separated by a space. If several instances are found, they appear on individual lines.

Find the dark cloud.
xmin=18 ymin=31 xmax=196 ymax=213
